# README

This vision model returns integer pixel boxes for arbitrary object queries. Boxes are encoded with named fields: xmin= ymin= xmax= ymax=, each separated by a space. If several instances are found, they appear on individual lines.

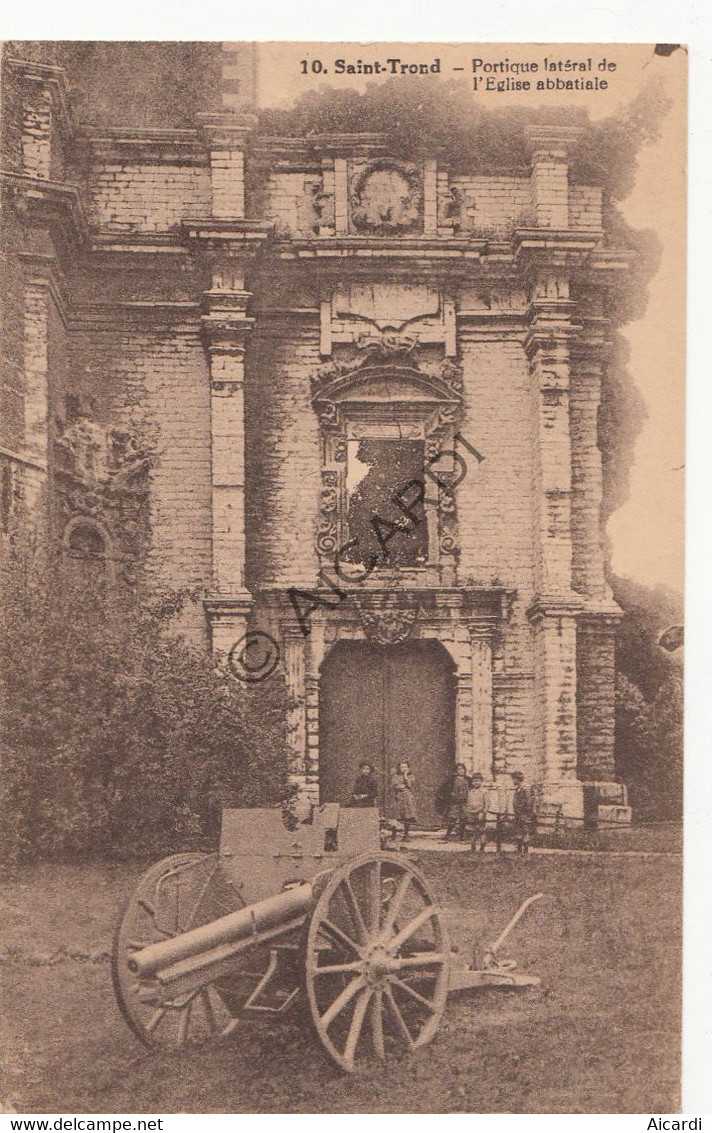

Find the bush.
xmin=0 ymin=549 xmax=290 ymax=862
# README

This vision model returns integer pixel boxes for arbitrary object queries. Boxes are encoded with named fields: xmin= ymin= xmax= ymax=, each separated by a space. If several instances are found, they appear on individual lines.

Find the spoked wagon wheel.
xmin=112 ymin=852 xmax=266 ymax=1049
xmin=304 ymin=852 xmax=450 ymax=1072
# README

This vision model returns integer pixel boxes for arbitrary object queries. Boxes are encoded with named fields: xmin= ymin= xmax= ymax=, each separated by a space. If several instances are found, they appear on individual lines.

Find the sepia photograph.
xmin=0 ymin=37 xmax=687 ymax=1115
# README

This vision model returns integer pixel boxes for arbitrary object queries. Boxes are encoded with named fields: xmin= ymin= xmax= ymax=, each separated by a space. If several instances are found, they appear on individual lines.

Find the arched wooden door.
xmin=319 ymin=639 xmax=456 ymax=826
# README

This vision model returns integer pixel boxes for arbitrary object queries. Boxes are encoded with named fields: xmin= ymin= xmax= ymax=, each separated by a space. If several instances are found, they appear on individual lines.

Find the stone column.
xmin=528 ymin=600 xmax=583 ymax=818
xmin=576 ymin=614 xmax=619 ymax=782
xmin=303 ymin=620 xmax=328 ymax=797
xmin=20 ymin=259 xmax=65 ymax=521
xmin=202 ymin=262 xmax=254 ymax=657
xmin=455 ymin=672 xmax=474 ymax=774
xmin=283 ymin=628 xmax=307 ymax=773
xmin=524 ymin=268 xmax=577 ymax=596
xmin=469 ymin=623 xmax=494 ymax=777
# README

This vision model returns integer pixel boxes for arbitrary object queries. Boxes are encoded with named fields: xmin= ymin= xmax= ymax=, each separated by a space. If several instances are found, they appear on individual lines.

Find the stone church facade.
xmin=0 ymin=44 xmax=632 ymax=825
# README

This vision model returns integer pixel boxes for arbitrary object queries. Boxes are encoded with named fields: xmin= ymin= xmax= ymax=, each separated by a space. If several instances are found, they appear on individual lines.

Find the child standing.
xmin=391 ymin=760 xmax=417 ymax=841
xmin=467 ymin=772 xmax=488 ymax=852
xmin=444 ymin=763 xmax=470 ymax=841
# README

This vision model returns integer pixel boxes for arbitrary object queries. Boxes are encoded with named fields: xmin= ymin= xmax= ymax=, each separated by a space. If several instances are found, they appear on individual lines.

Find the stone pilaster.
xmin=570 ymin=336 xmax=613 ymax=602
xmin=469 ymin=622 xmax=494 ymax=777
xmin=6 ymin=59 xmax=74 ymax=181
xmin=21 ymin=262 xmax=63 ymax=519
xmin=283 ymin=628 xmax=307 ymax=773
xmin=525 ymin=125 xmax=582 ymax=230
xmin=202 ymin=262 xmax=253 ymax=654
xmin=576 ymin=613 xmax=620 ymax=782
xmin=528 ymin=598 xmax=584 ymax=818
xmin=197 ymin=112 xmax=254 ymax=220
xmin=525 ymin=279 xmax=577 ymax=598
xmin=455 ymin=671 xmax=474 ymax=774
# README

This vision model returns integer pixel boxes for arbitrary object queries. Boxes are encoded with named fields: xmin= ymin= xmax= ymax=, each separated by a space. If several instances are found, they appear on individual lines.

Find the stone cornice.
xmin=195 ymin=111 xmax=256 ymax=152
xmin=204 ymin=595 xmax=254 ymax=619
xmin=526 ymin=594 xmax=586 ymax=623
xmin=81 ymin=127 xmax=207 ymax=166
xmin=4 ymin=57 xmax=77 ymax=145
xmin=513 ymin=228 xmax=602 ymax=270
xmin=309 ymin=132 xmax=391 ymax=157
xmin=275 ymin=235 xmax=490 ymax=260
xmin=524 ymin=124 xmax=586 ymax=158
xmin=579 ymin=598 xmax=624 ymax=621
xmin=2 ymin=171 xmax=90 ymax=248
xmin=71 ymin=301 xmax=201 ymax=331
xmin=182 ymin=217 xmax=273 ymax=253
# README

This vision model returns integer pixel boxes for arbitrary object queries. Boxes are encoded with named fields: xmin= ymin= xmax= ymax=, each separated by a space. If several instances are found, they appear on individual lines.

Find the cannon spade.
xmin=112 ymin=805 xmax=542 ymax=1072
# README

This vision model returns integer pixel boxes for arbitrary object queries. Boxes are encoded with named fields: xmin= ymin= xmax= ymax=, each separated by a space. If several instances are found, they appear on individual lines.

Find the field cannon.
xmin=112 ymin=805 xmax=542 ymax=1072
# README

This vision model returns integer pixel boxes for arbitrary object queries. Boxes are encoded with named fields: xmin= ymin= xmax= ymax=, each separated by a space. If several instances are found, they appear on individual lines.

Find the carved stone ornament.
xmin=350 ymin=161 xmax=423 ymax=235
xmin=420 ymin=358 xmax=464 ymax=395
xmin=53 ymin=403 xmax=154 ymax=560
xmin=311 ymin=337 xmax=463 ymax=404
xmin=316 ymin=518 xmax=338 ymax=557
xmin=355 ymin=594 xmax=420 ymax=645
xmin=318 ymin=400 xmax=338 ymax=426
xmin=320 ymin=470 xmax=339 ymax=513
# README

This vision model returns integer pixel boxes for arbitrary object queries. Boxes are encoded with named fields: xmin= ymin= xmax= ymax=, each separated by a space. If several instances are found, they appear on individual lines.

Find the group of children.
xmin=349 ymin=759 xmax=536 ymax=852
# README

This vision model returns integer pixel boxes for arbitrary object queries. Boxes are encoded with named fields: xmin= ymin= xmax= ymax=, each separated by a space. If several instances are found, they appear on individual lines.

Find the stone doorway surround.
xmin=267 ymin=586 xmax=514 ymax=805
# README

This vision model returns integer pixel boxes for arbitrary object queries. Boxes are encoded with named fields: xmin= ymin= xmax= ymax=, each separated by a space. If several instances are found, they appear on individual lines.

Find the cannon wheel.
xmin=304 ymin=852 xmax=450 ymax=1072
xmin=112 ymin=852 xmax=263 ymax=1049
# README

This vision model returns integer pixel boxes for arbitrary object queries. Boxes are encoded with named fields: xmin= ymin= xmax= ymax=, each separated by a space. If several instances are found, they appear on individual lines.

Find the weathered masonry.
xmin=0 ymin=44 xmax=632 ymax=825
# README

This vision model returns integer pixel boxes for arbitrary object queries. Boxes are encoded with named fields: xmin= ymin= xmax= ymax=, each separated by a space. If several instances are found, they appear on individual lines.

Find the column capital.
xmin=526 ymin=594 xmax=585 ymax=624
xmin=182 ymin=217 xmax=273 ymax=252
xmin=196 ymin=110 xmax=257 ymax=148
xmin=467 ymin=618 xmax=498 ymax=642
xmin=524 ymin=124 xmax=585 ymax=161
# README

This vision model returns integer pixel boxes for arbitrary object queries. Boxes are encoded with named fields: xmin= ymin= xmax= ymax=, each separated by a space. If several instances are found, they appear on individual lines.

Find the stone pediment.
xmin=312 ymin=364 xmax=461 ymax=410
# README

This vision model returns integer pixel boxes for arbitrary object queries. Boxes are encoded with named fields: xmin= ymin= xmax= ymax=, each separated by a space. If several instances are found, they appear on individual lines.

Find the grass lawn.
xmin=0 ymin=851 xmax=681 ymax=1114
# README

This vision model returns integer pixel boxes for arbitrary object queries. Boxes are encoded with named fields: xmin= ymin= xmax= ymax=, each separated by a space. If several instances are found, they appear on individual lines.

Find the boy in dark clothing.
xmin=467 ymin=772 xmax=488 ymax=851
xmin=444 ymin=763 xmax=470 ymax=841
xmin=511 ymin=770 xmax=536 ymax=853
xmin=350 ymin=762 xmax=379 ymax=808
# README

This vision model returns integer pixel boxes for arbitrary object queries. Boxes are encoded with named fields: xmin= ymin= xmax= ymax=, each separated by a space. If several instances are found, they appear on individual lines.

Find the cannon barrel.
xmin=127 ymin=880 xmax=315 ymax=979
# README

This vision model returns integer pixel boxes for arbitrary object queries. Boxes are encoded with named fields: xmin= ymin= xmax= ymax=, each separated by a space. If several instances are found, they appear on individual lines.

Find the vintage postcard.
xmin=0 ymin=41 xmax=686 ymax=1114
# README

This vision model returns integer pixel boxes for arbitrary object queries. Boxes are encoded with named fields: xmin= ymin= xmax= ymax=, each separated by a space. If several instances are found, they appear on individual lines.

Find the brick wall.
xmin=263 ymin=171 xmax=319 ymax=236
xmin=446 ymin=175 xmax=532 ymax=234
xmin=457 ymin=338 xmax=537 ymax=599
xmin=69 ymin=320 xmax=212 ymax=645
xmin=87 ymin=162 xmax=211 ymax=233
xmin=244 ymin=320 xmax=322 ymax=591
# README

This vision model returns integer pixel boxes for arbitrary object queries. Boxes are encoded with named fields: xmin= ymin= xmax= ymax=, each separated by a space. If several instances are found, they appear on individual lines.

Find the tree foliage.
xmin=613 ymin=575 xmax=683 ymax=821
xmin=0 ymin=545 xmax=290 ymax=862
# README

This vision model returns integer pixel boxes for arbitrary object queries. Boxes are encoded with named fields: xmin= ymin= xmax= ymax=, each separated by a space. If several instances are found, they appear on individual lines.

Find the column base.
xmin=536 ymin=779 xmax=632 ymax=826
xmin=536 ymin=779 xmax=585 ymax=821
